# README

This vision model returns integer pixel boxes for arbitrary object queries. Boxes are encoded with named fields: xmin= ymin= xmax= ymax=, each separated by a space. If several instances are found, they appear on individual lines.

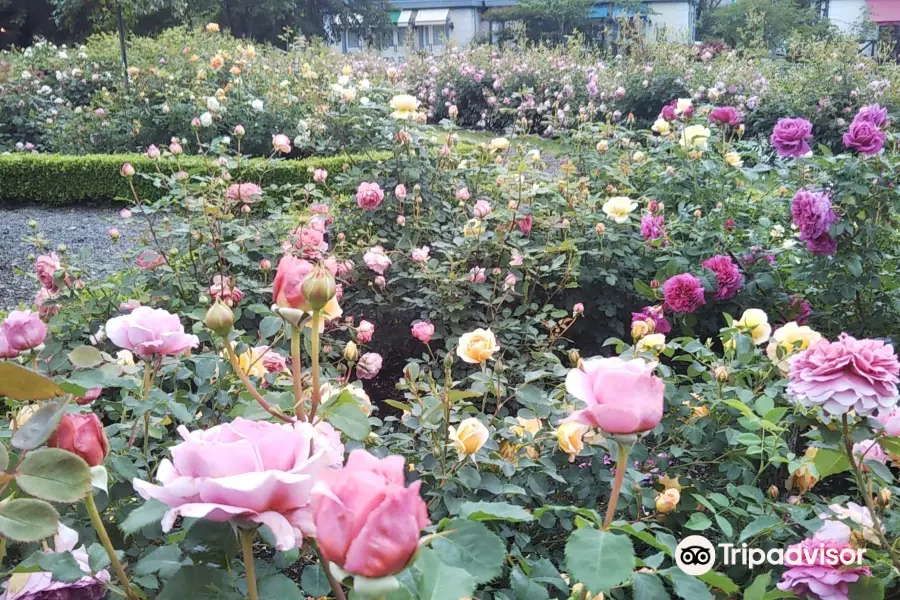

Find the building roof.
xmin=867 ymin=0 xmax=900 ymax=25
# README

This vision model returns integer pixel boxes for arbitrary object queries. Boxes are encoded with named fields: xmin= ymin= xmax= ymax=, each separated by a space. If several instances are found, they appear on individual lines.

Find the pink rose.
xmin=35 ymin=253 xmax=62 ymax=292
xmin=119 ymin=299 xmax=141 ymax=312
xmin=473 ymin=200 xmax=492 ymax=219
xmin=356 ymin=353 xmax=383 ymax=380
xmin=363 ymin=246 xmax=392 ymax=275
xmin=35 ymin=287 xmax=60 ymax=320
xmin=573 ymin=302 xmax=584 ymax=314
xmin=256 ymin=346 xmax=289 ymax=373
xmin=411 ymin=321 xmax=434 ymax=343
xmin=356 ymin=182 xmax=385 ymax=211
xmin=208 ymin=275 xmax=244 ymax=307
xmin=75 ymin=387 xmax=103 ymax=406
xmin=455 ymin=187 xmax=470 ymax=201
xmin=136 ymin=250 xmax=166 ymax=270
xmin=312 ymin=450 xmax=430 ymax=578
xmin=272 ymin=134 xmax=292 ymax=154
xmin=468 ymin=267 xmax=487 ymax=283
xmin=777 ymin=537 xmax=870 ymax=600
xmin=48 ymin=413 xmax=109 ymax=467
xmin=0 ymin=327 xmax=19 ymax=358
xmin=133 ymin=418 xmax=344 ymax=551
xmin=313 ymin=168 xmax=328 ymax=183
xmin=565 ymin=357 xmax=665 ymax=434
xmin=106 ymin=306 xmax=199 ymax=358
xmin=226 ymin=183 xmax=263 ymax=204
xmin=517 ymin=215 xmax=533 ymax=236
xmin=395 ymin=184 xmax=408 ymax=199
xmin=411 ymin=246 xmax=430 ymax=263
xmin=357 ymin=320 xmax=375 ymax=343
xmin=1 ymin=310 xmax=47 ymax=352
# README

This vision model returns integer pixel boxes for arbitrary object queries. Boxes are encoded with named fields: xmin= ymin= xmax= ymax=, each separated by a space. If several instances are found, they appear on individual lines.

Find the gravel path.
xmin=0 ymin=205 xmax=141 ymax=309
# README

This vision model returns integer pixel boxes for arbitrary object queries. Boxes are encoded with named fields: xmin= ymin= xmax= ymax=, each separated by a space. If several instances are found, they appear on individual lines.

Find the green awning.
xmin=389 ymin=10 xmax=401 ymax=24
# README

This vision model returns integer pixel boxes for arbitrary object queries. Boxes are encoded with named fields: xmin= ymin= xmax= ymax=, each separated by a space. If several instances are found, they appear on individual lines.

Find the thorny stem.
xmin=291 ymin=326 xmax=306 ymax=421
xmin=85 ymin=493 xmax=136 ymax=600
xmin=603 ymin=442 xmax=630 ymax=530
xmin=239 ymin=529 xmax=258 ymax=600
xmin=308 ymin=311 xmax=323 ymax=422
xmin=223 ymin=341 xmax=292 ymax=423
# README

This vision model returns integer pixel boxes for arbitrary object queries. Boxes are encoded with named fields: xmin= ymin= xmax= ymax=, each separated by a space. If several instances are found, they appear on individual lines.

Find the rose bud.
xmin=48 ymin=413 xmax=109 ymax=467
xmin=344 ymin=341 xmax=359 ymax=362
xmin=300 ymin=264 xmax=337 ymax=311
xmin=205 ymin=299 xmax=234 ymax=336
xmin=120 ymin=162 xmax=135 ymax=177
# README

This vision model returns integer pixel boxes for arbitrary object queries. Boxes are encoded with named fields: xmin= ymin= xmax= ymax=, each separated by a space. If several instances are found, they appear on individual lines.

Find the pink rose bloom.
xmin=356 ymin=182 xmax=385 ymax=211
xmin=517 ymin=215 xmax=533 ymax=236
xmin=640 ymin=215 xmax=666 ymax=244
xmin=119 ymin=299 xmax=141 ymax=312
xmin=254 ymin=346 xmax=289 ymax=373
xmin=473 ymin=200 xmax=492 ymax=219
xmin=852 ymin=439 xmax=888 ymax=468
xmin=1 ymin=310 xmax=47 ymax=352
xmin=1 ymin=523 xmax=110 ymax=600
xmin=777 ymin=537 xmax=870 ymax=600
xmin=75 ymin=387 xmax=103 ymax=406
xmin=146 ymin=144 xmax=160 ymax=159
xmin=272 ymin=134 xmax=292 ymax=154
xmin=137 ymin=250 xmax=166 ymax=270
xmin=356 ymin=353 xmax=383 ymax=380
xmin=708 ymin=106 xmax=741 ymax=127
xmin=226 ymin=182 xmax=263 ymax=204
xmin=876 ymin=407 xmax=900 ymax=435
xmin=788 ymin=334 xmax=900 ymax=417
xmin=312 ymin=450 xmax=429 ymax=579
xmin=290 ymin=225 xmax=327 ymax=255
xmin=335 ymin=259 xmax=354 ymax=277
xmin=0 ymin=327 xmax=19 ymax=358
xmin=455 ymin=187 xmax=470 ymax=201
xmin=701 ymin=255 xmax=743 ymax=300
xmin=363 ymin=246 xmax=392 ymax=275
xmin=504 ymin=272 xmax=517 ymax=288
xmin=573 ymin=302 xmax=584 ymax=314
xmin=565 ymin=357 xmax=665 ymax=434
xmin=34 ymin=288 xmax=60 ymax=320
xmin=169 ymin=141 xmax=183 ymax=155
xmin=208 ymin=275 xmax=244 ymax=307
xmin=660 ymin=104 xmax=676 ymax=121
xmin=771 ymin=117 xmax=813 ymax=158
xmin=853 ymin=104 xmax=888 ymax=129
xmin=106 ymin=306 xmax=199 ymax=358
xmin=663 ymin=273 xmax=706 ymax=313
xmin=133 ymin=418 xmax=343 ymax=551
xmin=411 ymin=246 xmax=430 ymax=263
xmin=35 ymin=253 xmax=62 ymax=292
xmin=395 ymin=184 xmax=408 ymax=199
xmin=510 ymin=253 xmax=524 ymax=267
xmin=357 ymin=320 xmax=375 ymax=343
xmin=411 ymin=321 xmax=434 ymax=343
xmin=843 ymin=120 xmax=885 ymax=156
xmin=632 ymin=305 xmax=671 ymax=335
xmin=468 ymin=267 xmax=487 ymax=283
xmin=313 ymin=168 xmax=328 ymax=183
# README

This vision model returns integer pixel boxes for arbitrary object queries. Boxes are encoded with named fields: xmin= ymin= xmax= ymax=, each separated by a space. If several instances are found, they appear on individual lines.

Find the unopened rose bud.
xmin=877 ymin=488 xmax=892 ymax=507
xmin=650 ymin=279 xmax=659 ymax=289
xmin=120 ymin=162 xmax=135 ymax=177
xmin=205 ymin=299 xmax=234 ymax=335
xmin=567 ymin=349 xmax=581 ymax=366
xmin=108 ymin=227 xmax=120 ymax=240
xmin=259 ymin=258 xmax=271 ymax=271
xmin=714 ymin=366 xmax=729 ymax=382
xmin=693 ymin=210 xmax=702 ymax=218
xmin=300 ymin=264 xmax=336 ymax=311
xmin=344 ymin=341 xmax=359 ymax=362
xmin=234 ymin=124 xmax=245 ymax=137
xmin=767 ymin=485 xmax=779 ymax=500
xmin=48 ymin=413 xmax=109 ymax=466
xmin=595 ymin=222 xmax=606 ymax=235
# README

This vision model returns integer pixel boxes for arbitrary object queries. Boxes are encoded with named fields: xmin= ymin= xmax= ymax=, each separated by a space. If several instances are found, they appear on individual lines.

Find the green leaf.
xmin=68 ymin=346 xmax=104 ymax=369
xmin=633 ymin=572 xmax=670 ymax=600
xmin=167 ymin=399 xmax=194 ymax=423
xmin=0 ymin=444 xmax=9 ymax=472
xmin=0 ymin=498 xmax=59 ymax=542
xmin=743 ymin=572 xmax=771 ymax=600
xmin=813 ymin=448 xmax=851 ymax=479
xmin=11 ymin=401 xmax=66 ymax=450
xmin=300 ymin=565 xmax=331 ymax=597
xmin=714 ymin=515 xmax=733 ymax=538
xmin=431 ymin=519 xmax=505 ymax=585
xmin=87 ymin=543 xmax=110 ymax=572
xmin=510 ymin=567 xmax=550 ymax=600
xmin=565 ymin=528 xmax=635 ymax=594
xmin=120 ymin=500 xmax=169 ymax=535
xmin=699 ymin=570 xmax=738 ymax=594
xmin=16 ymin=448 xmax=92 ymax=503
xmin=684 ymin=513 xmax=712 ymax=531
xmin=416 ymin=548 xmax=476 ymax=600
xmin=848 ymin=576 xmax=884 ymax=600
xmin=739 ymin=515 xmax=782 ymax=542
xmin=258 ymin=573 xmax=303 ymax=600
xmin=259 ymin=316 xmax=283 ymax=339
xmin=458 ymin=501 xmax=534 ymax=522
xmin=36 ymin=552 xmax=89 ymax=582
xmin=320 ymin=391 xmax=370 ymax=441
xmin=157 ymin=566 xmax=236 ymax=600
xmin=135 ymin=545 xmax=184 ymax=578
xmin=0 ymin=363 xmax=65 ymax=401
xmin=877 ymin=437 xmax=900 ymax=455
xmin=666 ymin=570 xmax=713 ymax=600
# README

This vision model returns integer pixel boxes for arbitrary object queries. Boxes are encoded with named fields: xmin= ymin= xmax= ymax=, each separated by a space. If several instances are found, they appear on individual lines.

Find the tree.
xmin=698 ymin=0 xmax=833 ymax=52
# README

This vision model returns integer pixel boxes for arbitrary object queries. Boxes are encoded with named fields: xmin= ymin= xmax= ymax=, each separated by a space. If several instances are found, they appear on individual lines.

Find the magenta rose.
xmin=312 ymin=449 xmax=430 ymax=580
xmin=843 ymin=120 xmax=885 ymax=156
xmin=662 ymin=273 xmax=706 ymax=313
xmin=788 ymin=334 xmax=900 ymax=417
xmin=565 ymin=357 xmax=665 ymax=435
xmin=853 ymin=104 xmax=888 ymax=128
xmin=770 ymin=117 xmax=813 ymax=158
xmin=106 ymin=306 xmax=199 ymax=358
xmin=701 ymin=255 xmax=743 ymax=300
xmin=133 ymin=418 xmax=344 ymax=551
xmin=356 ymin=182 xmax=384 ymax=210
xmin=660 ymin=104 xmax=676 ymax=121
xmin=708 ymin=106 xmax=741 ymax=126
xmin=1 ymin=310 xmax=47 ymax=352
xmin=0 ymin=327 xmax=18 ymax=358
xmin=640 ymin=214 xmax=666 ymax=244
xmin=632 ymin=305 xmax=671 ymax=334
xmin=791 ymin=189 xmax=837 ymax=241
xmin=777 ymin=537 xmax=870 ymax=600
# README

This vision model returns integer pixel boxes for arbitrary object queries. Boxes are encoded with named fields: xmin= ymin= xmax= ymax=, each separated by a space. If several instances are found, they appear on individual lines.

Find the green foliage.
xmin=698 ymin=0 xmax=833 ymax=51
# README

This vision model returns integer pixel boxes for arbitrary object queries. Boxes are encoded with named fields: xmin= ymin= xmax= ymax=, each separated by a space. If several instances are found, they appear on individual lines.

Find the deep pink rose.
xmin=701 ymin=254 xmax=743 ymax=300
xmin=788 ymin=334 xmax=900 ymax=417
xmin=709 ymin=106 xmax=741 ymax=126
xmin=662 ymin=273 xmax=706 ymax=313
xmin=632 ymin=305 xmax=671 ymax=334
xmin=226 ymin=182 xmax=263 ymax=203
xmin=356 ymin=353 xmax=383 ymax=380
xmin=312 ymin=449 xmax=429 ymax=578
xmin=106 ymin=306 xmax=199 ymax=358
xmin=640 ymin=214 xmax=666 ymax=244
xmin=356 ymin=182 xmax=385 ymax=210
xmin=565 ymin=357 xmax=665 ymax=434
xmin=35 ymin=253 xmax=62 ymax=292
xmin=48 ymin=413 xmax=109 ymax=467
xmin=1 ymin=310 xmax=47 ymax=352
xmin=660 ymin=104 xmax=676 ymax=121
xmin=771 ymin=117 xmax=813 ymax=158
xmin=843 ymin=120 xmax=885 ymax=156
xmin=411 ymin=321 xmax=434 ymax=343
xmin=777 ymin=537 xmax=870 ymax=600
xmin=133 ymin=418 xmax=344 ymax=551
xmin=517 ymin=215 xmax=533 ymax=236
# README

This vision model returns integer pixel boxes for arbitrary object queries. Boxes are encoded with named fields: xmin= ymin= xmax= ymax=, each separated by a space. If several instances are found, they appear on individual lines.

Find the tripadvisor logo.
xmin=675 ymin=535 xmax=866 ymax=576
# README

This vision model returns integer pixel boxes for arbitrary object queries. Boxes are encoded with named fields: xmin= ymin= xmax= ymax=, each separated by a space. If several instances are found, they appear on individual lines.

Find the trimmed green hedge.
xmin=0 ymin=152 xmax=392 ymax=205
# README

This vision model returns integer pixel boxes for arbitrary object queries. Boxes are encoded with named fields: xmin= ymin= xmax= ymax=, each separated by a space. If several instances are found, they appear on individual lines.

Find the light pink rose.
xmin=876 ymin=407 xmax=900 ymax=436
xmin=226 ymin=182 xmax=263 ymax=204
xmin=356 ymin=353 xmax=383 ymax=380
xmin=313 ymin=168 xmax=328 ymax=183
xmin=0 ymin=327 xmax=19 ymax=358
xmin=573 ymin=302 xmax=584 ymax=314
xmin=357 ymin=320 xmax=375 ymax=343
xmin=411 ymin=321 xmax=434 ymax=343
xmin=356 ymin=182 xmax=385 ymax=211
xmin=119 ymin=299 xmax=141 ymax=312
xmin=147 ymin=145 xmax=160 ymax=159
xmin=34 ymin=287 xmax=60 ymax=320
xmin=106 ymin=306 xmax=199 ymax=358
xmin=256 ymin=346 xmax=289 ymax=373
xmin=395 ymin=184 xmax=408 ymax=199
xmin=136 ymin=250 xmax=166 ymax=270
xmin=35 ymin=253 xmax=62 ymax=292
xmin=468 ymin=267 xmax=487 ymax=283
xmin=272 ymin=134 xmax=292 ymax=154
xmin=1 ymin=310 xmax=47 ymax=352
xmin=473 ymin=200 xmax=492 ymax=219
xmin=852 ymin=439 xmax=888 ymax=468
xmin=312 ymin=449 xmax=429 ymax=578
xmin=133 ymin=418 xmax=344 ymax=551
xmin=565 ymin=357 xmax=665 ymax=434
xmin=455 ymin=187 xmax=470 ymax=201
xmin=208 ymin=275 xmax=244 ymax=307
xmin=411 ymin=246 xmax=430 ymax=263
xmin=363 ymin=246 xmax=392 ymax=275
xmin=75 ymin=386 xmax=103 ymax=406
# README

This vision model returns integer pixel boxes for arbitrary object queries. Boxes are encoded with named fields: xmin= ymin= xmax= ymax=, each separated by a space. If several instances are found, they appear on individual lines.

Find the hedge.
xmin=0 ymin=151 xmax=392 ymax=206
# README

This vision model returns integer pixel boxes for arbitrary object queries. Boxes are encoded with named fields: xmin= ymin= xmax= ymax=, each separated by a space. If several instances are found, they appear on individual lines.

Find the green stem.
xmin=309 ymin=311 xmax=322 ymax=422
xmin=85 ymin=493 xmax=135 ymax=600
xmin=291 ymin=326 xmax=306 ymax=420
xmin=603 ymin=442 xmax=630 ymax=529
xmin=316 ymin=547 xmax=347 ymax=600
xmin=141 ymin=360 xmax=155 ymax=458
xmin=223 ymin=341 xmax=292 ymax=423
xmin=240 ymin=528 xmax=258 ymax=600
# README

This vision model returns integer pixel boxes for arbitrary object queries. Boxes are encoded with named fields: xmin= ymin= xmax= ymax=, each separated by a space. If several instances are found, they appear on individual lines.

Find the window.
xmin=346 ymin=30 xmax=360 ymax=49
xmin=382 ymin=28 xmax=397 ymax=48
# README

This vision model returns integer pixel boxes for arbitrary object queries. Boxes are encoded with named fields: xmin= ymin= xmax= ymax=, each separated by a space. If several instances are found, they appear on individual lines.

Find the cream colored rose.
xmin=449 ymin=417 xmax=489 ymax=455
xmin=557 ymin=422 xmax=587 ymax=458
xmin=651 ymin=119 xmax=670 ymax=135
xmin=679 ymin=125 xmax=711 ymax=149
xmin=631 ymin=318 xmax=655 ymax=340
xmin=636 ymin=333 xmax=666 ymax=354
xmin=389 ymin=94 xmax=419 ymax=120
xmin=512 ymin=417 xmax=542 ymax=438
xmin=675 ymin=98 xmax=692 ymax=114
xmin=724 ymin=151 xmax=743 ymax=167
xmin=602 ymin=196 xmax=638 ymax=223
xmin=596 ymin=140 xmax=609 ymax=153
xmin=490 ymin=137 xmax=510 ymax=152
xmin=116 ymin=349 xmax=135 ymax=366
xmin=206 ymin=23 xmax=220 ymax=32
xmin=766 ymin=322 xmax=821 ymax=372
xmin=736 ymin=308 xmax=772 ymax=345
xmin=655 ymin=488 xmax=680 ymax=513
xmin=632 ymin=151 xmax=646 ymax=163
xmin=457 ymin=328 xmax=499 ymax=363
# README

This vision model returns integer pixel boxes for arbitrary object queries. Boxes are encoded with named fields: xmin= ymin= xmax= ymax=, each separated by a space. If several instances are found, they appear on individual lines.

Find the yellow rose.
xmin=389 ymin=94 xmax=419 ymax=120
xmin=602 ymin=196 xmax=638 ymax=224
xmin=449 ymin=417 xmax=489 ymax=455
xmin=224 ymin=345 xmax=267 ymax=378
xmin=457 ymin=328 xmax=499 ymax=363
xmin=489 ymin=137 xmax=510 ymax=152
xmin=675 ymin=98 xmax=692 ymax=114
xmin=463 ymin=218 xmax=485 ymax=237
xmin=724 ymin=151 xmax=743 ymax=167
xmin=679 ymin=125 xmax=711 ymax=150
xmin=632 ymin=151 xmax=646 ymax=163
xmin=655 ymin=488 xmax=681 ymax=513
xmin=342 ymin=65 xmax=353 ymax=76
xmin=636 ymin=333 xmax=666 ymax=354
xmin=206 ymin=23 xmax=220 ymax=32
xmin=766 ymin=322 xmax=822 ymax=372
xmin=631 ymin=318 xmax=655 ymax=340
xmin=557 ymin=422 xmax=587 ymax=459
xmin=512 ymin=417 xmax=542 ymax=438
xmin=736 ymin=308 xmax=772 ymax=345
xmin=651 ymin=118 xmax=670 ymax=135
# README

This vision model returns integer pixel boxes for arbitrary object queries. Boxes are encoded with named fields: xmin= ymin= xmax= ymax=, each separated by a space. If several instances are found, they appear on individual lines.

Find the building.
xmin=817 ymin=0 xmax=900 ymax=55
xmin=331 ymin=0 xmax=699 ymax=57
